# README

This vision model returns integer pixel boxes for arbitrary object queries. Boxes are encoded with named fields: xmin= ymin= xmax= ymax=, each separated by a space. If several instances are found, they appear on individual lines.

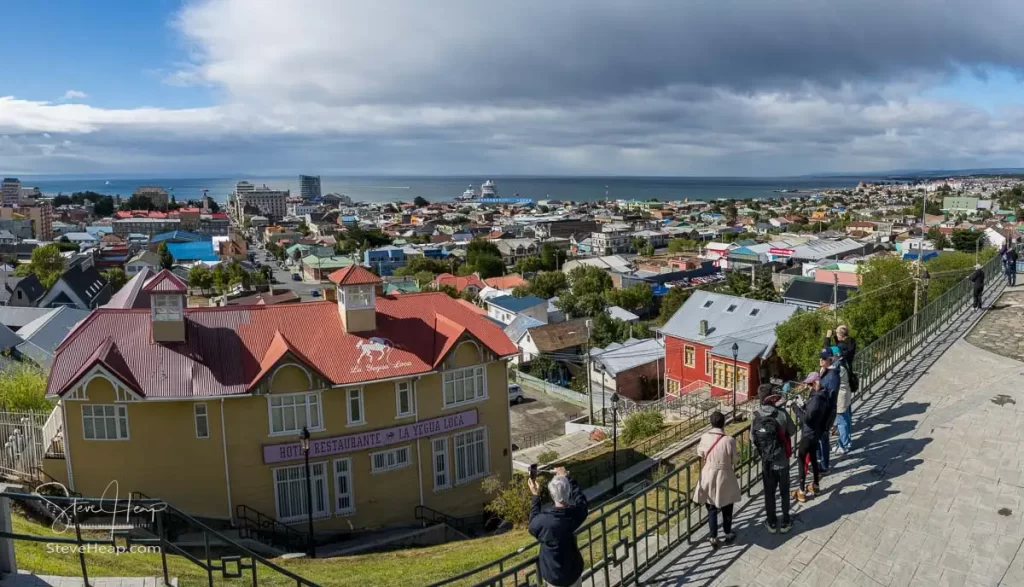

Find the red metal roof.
xmin=142 ymin=270 xmax=188 ymax=293
xmin=327 ymin=265 xmax=382 ymax=286
xmin=47 ymin=293 xmax=517 ymax=399
xmin=434 ymin=273 xmax=486 ymax=293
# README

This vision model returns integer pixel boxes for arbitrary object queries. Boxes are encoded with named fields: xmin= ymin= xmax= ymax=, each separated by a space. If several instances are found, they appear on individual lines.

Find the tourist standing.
xmin=817 ymin=351 xmax=840 ymax=472
xmin=970 ymin=264 xmax=986 ymax=309
xmin=752 ymin=384 xmax=796 ymax=534
xmin=528 ymin=467 xmax=589 ymax=587
xmin=694 ymin=411 xmax=741 ymax=548
xmin=792 ymin=363 xmax=830 ymax=502
xmin=834 ymin=352 xmax=853 ymax=455
xmin=1006 ymin=247 xmax=1018 ymax=286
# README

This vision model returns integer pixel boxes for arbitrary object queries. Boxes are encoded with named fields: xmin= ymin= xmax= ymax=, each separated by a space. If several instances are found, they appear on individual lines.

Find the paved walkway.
xmin=643 ymin=287 xmax=1024 ymax=586
xmin=0 ymin=574 xmax=175 ymax=587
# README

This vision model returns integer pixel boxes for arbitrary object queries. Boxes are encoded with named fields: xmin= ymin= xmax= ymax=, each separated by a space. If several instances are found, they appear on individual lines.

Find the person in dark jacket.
xmin=528 ymin=467 xmax=589 ymax=587
xmin=970 ymin=264 xmax=985 ymax=309
xmin=753 ymin=384 xmax=796 ymax=534
xmin=817 ymin=352 xmax=841 ymax=473
xmin=1005 ymin=247 xmax=1018 ymax=286
xmin=823 ymin=325 xmax=856 ymax=369
xmin=792 ymin=357 xmax=831 ymax=502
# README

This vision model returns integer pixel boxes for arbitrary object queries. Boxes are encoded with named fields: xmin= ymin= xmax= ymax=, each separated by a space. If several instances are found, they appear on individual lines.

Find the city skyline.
xmin=4 ymin=1 xmax=1024 ymax=177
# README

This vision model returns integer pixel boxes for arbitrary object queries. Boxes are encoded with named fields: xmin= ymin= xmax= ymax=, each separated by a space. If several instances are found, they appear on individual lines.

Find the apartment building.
xmin=234 ymin=185 xmax=288 ymax=221
xmin=0 ymin=202 xmax=53 ymax=240
xmin=133 ymin=186 xmax=170 ymax=209
xmin=591 ymin=230 xmax=631 ymax=255
xmin=42 ymin=267 xmax=517 ymax=531
xmin=300 ymin=175 xmax=322 ymax=200
xmin=1 ymin=178 xmax=20 ymax=207
xmin=113 ymin=217 xmax=182 ymax=237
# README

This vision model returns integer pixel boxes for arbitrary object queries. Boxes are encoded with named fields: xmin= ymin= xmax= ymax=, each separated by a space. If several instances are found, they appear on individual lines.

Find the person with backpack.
xmin=693 ymin=411 xmax=740 ymax=548
xmin=752 ymin=383 xmax=796 ymax=534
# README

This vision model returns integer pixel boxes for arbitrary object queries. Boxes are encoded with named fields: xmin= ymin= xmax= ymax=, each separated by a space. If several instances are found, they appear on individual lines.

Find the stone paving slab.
xmin=643 ymin=287 xmax=1024 ymax=587
xmin=0 ymin=574 xmax=176 ymax=587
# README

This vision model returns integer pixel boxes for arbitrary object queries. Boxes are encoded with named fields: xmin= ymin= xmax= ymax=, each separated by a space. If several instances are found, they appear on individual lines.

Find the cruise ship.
xmin=456 ymin=180 xmax=498 ymax=201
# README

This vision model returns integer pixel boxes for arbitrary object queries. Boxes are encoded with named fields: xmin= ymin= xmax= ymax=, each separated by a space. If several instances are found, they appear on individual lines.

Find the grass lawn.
xmin=11 ymin=513 xmax=535 ymax=586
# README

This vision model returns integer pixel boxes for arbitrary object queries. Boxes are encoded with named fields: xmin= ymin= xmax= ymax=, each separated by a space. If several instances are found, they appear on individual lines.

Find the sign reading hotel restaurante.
xmin=262 ymin=409 xmax=479 ymax=464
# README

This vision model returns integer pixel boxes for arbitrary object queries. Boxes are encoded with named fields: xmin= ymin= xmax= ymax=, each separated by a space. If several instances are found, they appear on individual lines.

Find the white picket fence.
xmin=0 ymin=410 xmax=56 ymax=483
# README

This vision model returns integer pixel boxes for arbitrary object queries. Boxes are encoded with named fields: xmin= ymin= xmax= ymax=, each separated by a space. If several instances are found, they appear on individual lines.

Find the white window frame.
xmin=194 ymin=403 xmax=209 ymax=439
xmin=272 ymin=461 xmax=330 ymax=523
xmin=81 ymin=404 xmax=130 ymax=441
xmin=151 ymin=294 xmax=183 ymax=322
xmin=442 ymin=366 xmax=487 ymax=409
xmin=346 ymin=388 xmax=365 ymax=427
xmin=395 ymin=380 xmax=415 ymax=418
xmin=432 ymin=437 xmax=450 ymax=491
xmin=452 ymin=427 xmax=489 ymax=485
xmin=370 ymin=445 xmax=412 ymax=474
xmin=334 ymin=458 xmax=355 ymax=515
xmin=267 ymin=392 xmax=324 ymax=437
xmin=339 ymin=285 xmax=374 ymax=309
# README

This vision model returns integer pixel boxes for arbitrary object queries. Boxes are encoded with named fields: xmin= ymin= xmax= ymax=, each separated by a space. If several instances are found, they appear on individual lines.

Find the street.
xmin=252 ymin=244 xmax=329 ymax=302
xmin=509 ymin=389 xmax=583 ymax=449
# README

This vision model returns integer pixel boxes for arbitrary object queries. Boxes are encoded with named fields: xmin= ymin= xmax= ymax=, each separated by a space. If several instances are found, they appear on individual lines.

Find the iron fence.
xmin=428 ymin=426 xmax=758 ymax=587
xmin=0 ymin=410 xmax=52 ymax=483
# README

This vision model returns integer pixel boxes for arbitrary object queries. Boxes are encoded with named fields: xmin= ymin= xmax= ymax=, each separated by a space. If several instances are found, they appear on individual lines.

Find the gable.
xmin=40 ymin=281 xmax=86 ymax=309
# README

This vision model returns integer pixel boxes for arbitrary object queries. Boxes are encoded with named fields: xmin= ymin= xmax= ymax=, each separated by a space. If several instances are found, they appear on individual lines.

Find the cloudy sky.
xmin=4 ymin=0 xmax=1024 ymax=177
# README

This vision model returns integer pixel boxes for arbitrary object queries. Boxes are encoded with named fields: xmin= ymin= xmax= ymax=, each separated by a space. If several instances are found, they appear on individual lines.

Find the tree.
xmin=950 ymin=229 xmax=986 ymax=254
xmin=512 ymin=256 xmax=545 ymax=275
xmin=641 ymin=244 xmax=655 ymax=257
xmin=926 ymin=227 xmax=951 ymax=250
xmin=188 ymin=265 xmax=213 ymax=295
xmin=605 ymin=283 xmax=653 ymax=314
xmin=842 ymin=255 xmax=915 ymax=345
xmin=668 ymin=239 xmax=698 ymax=254
xmin=92 ymin=196 xmax=115 ymax=217
xmin=775 ymin=309 xmax=837 ymax=375
xmin=394 ymin=255 xmax=450 ymax=277
xmin=103 ymin=268 xmax=128 ymax=294
xmin=540 ymin=243 xmax=560 ymax=270
xmin=0 ymin=362 xmax=50 ymax=412
xmin=924 ymin=249 xmax=994 ymax=302
xmin=51 ymin=195 xmax=73 ymax=207
xmin=413 ymin=196 xmax=429 ymax=207
xmin=657 ymin=287 xmax=691 ymax=324
xmin=473 ymin=254 xmax=505 ymax=279
xmin=514 ymin=271 xmax=569 ymax=299
xmin=157 ymin=242 xmax=174 ymax=270
xmin=15 ymin=244 xmax=64 ymax=289
xmin=631 ymin=237 xmax=648 ymax=253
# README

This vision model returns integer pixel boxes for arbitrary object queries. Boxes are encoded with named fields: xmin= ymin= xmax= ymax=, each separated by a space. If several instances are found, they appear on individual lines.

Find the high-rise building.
xmin=235 ymin=181 xmax=255 ymax=195
xmin=1 ymin=178 xmax=21 ymax=206
xmin=0 ymin=202 xmax=52 ymax=240
xmin=233 ymin=183 xmax=288 ymax=221
xmin=300 ymin=175 xmax=322 ymax=200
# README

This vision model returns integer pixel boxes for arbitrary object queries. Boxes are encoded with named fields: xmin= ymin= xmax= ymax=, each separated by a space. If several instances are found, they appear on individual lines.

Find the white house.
xmin=125 ymin=251 xmax=162 ymax=276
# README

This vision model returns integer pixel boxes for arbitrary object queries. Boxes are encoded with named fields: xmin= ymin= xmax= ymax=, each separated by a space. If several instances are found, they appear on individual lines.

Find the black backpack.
xmin=752 ymin=408 xmax=785 ymax=464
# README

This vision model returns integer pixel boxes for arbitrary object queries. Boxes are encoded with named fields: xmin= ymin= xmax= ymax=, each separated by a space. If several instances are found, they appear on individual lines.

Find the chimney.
xmin=699 ymin=319 xmax=708 ymax=336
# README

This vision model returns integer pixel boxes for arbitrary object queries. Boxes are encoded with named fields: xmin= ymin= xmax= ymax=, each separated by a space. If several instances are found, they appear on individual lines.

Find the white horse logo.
xmin=356 ymin=337 xmax=393 ymax=365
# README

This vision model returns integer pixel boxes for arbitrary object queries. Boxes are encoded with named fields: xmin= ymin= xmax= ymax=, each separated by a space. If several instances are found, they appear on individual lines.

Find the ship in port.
xmin=455 ymin=180 xmax=531 ymax=204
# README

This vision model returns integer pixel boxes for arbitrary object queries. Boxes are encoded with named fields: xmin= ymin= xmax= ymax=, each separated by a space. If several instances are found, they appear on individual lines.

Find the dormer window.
xmin=702 ymin=300 xmax=714 ymax=309
xmin=726 ymin=304 xmax=737 ymax=313
xmin=152 ymin=294 xmax=183 ymax=321
xmin=340 ymin=284 xmax=374 ymax=309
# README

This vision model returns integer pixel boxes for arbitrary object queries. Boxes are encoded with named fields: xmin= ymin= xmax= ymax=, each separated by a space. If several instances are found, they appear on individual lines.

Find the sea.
xmin=16 ymin=175 xmax=870 ymax=205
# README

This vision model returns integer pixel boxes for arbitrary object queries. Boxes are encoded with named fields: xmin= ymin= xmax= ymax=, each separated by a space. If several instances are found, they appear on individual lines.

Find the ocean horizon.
xmin=14 ymin=175 xmax=871 ymax=204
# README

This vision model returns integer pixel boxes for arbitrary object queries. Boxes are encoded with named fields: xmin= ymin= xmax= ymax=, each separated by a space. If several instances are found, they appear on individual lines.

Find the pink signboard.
xmin=769 ymin=248 xmax=796 ymax=257
xmin=262 ymin=409 xmax=479 ymax=464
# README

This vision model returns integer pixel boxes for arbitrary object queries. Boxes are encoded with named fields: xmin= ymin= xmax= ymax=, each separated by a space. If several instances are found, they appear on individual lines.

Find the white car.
xmin=508 ymin=384 xmax=525 ymax=405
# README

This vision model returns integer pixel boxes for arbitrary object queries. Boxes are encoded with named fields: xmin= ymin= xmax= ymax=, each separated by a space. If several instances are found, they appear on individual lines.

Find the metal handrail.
xmin=414 ymin=504 xmax=470 ymax=535
xmin=235 ymin=503 xmax=308 ymax=553
xmin=0 ymin=491 xmax=319 ymax=586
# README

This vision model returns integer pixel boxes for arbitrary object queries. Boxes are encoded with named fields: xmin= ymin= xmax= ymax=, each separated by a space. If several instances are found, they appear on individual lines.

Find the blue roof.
xmin=151 ymin=230 xmax=208 ymax=244
xmin=85 ymin=226 xmax=112 ymax=236
xmin=488 ymin=295 xmax=546 ymax=312
xmin=166 ymin=241 xmax=218 ymax=262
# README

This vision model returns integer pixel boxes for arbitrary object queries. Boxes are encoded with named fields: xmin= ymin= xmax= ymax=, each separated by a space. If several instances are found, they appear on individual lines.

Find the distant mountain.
xmin=807 ymin=168 xmax=1024 ymax=179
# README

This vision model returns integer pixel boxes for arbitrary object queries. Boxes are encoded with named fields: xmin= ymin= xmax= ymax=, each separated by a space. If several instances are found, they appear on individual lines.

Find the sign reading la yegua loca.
xmin=262 ymin=409 xmax=478 ymax=464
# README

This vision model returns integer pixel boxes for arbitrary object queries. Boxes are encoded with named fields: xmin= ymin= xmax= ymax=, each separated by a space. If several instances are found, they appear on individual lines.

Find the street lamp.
xmin=611 ymin=393 xmax=620 ymax=496
xmin=299 ymin=426 xmax=315 ymax=558
xmin=731 ymin=342 xmax=739 ymax=422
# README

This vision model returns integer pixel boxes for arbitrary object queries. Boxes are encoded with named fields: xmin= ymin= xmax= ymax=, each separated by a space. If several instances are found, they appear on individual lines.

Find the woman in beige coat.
xmin=694 ymin=411 xmax=741 ymax=547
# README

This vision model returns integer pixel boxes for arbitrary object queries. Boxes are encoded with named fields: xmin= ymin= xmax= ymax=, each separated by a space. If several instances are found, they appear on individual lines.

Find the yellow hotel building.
xmin=41 ymin=266 xmax=518 ymax=532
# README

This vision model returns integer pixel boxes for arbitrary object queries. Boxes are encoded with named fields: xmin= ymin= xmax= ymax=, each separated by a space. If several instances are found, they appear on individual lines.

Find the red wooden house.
xmin=660 ymin=291 xmax=796 ymax=402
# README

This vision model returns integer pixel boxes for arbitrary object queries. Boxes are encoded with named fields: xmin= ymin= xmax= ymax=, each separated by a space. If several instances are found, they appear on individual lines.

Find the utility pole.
xmin=751 ymin=263 xmax=756 ymax=289
xmin=833 ymin=273 xmax=839 ymax=321
xmin=584 ymin=320 xmax=594 ymax=424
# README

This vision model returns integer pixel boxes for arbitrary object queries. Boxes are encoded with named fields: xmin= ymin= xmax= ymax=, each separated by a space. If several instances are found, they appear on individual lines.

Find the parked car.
xmin=508 ymin=383 xmax=525 ymax=405
xmin=291 ymin=273 xmax=302 ymax=281
xmin=310 ymin=289 xmax=321 ymax=298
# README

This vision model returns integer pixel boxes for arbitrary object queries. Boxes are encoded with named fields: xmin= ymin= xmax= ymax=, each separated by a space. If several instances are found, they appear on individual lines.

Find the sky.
xmin=4 ymin=0 xmax=1024 ymax=177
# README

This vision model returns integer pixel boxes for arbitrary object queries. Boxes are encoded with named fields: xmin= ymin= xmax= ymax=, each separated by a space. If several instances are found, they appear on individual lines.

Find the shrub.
xmin=621 ymin=411 xmax=664 ymax=444
xmin=482 ymin=474 xmax=533 ymax=528
xmin=536 ymin=450 xmax=559 ymax=465
xmin=0 ymin=362 xmax=50 ymax=412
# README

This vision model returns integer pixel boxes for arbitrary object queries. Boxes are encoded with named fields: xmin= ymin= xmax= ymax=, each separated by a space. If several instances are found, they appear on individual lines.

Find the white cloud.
xmin=6 ymin=1 xmax=1024 ymax=174
xmin=58 ymin=90 xmax=88 ymax=102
